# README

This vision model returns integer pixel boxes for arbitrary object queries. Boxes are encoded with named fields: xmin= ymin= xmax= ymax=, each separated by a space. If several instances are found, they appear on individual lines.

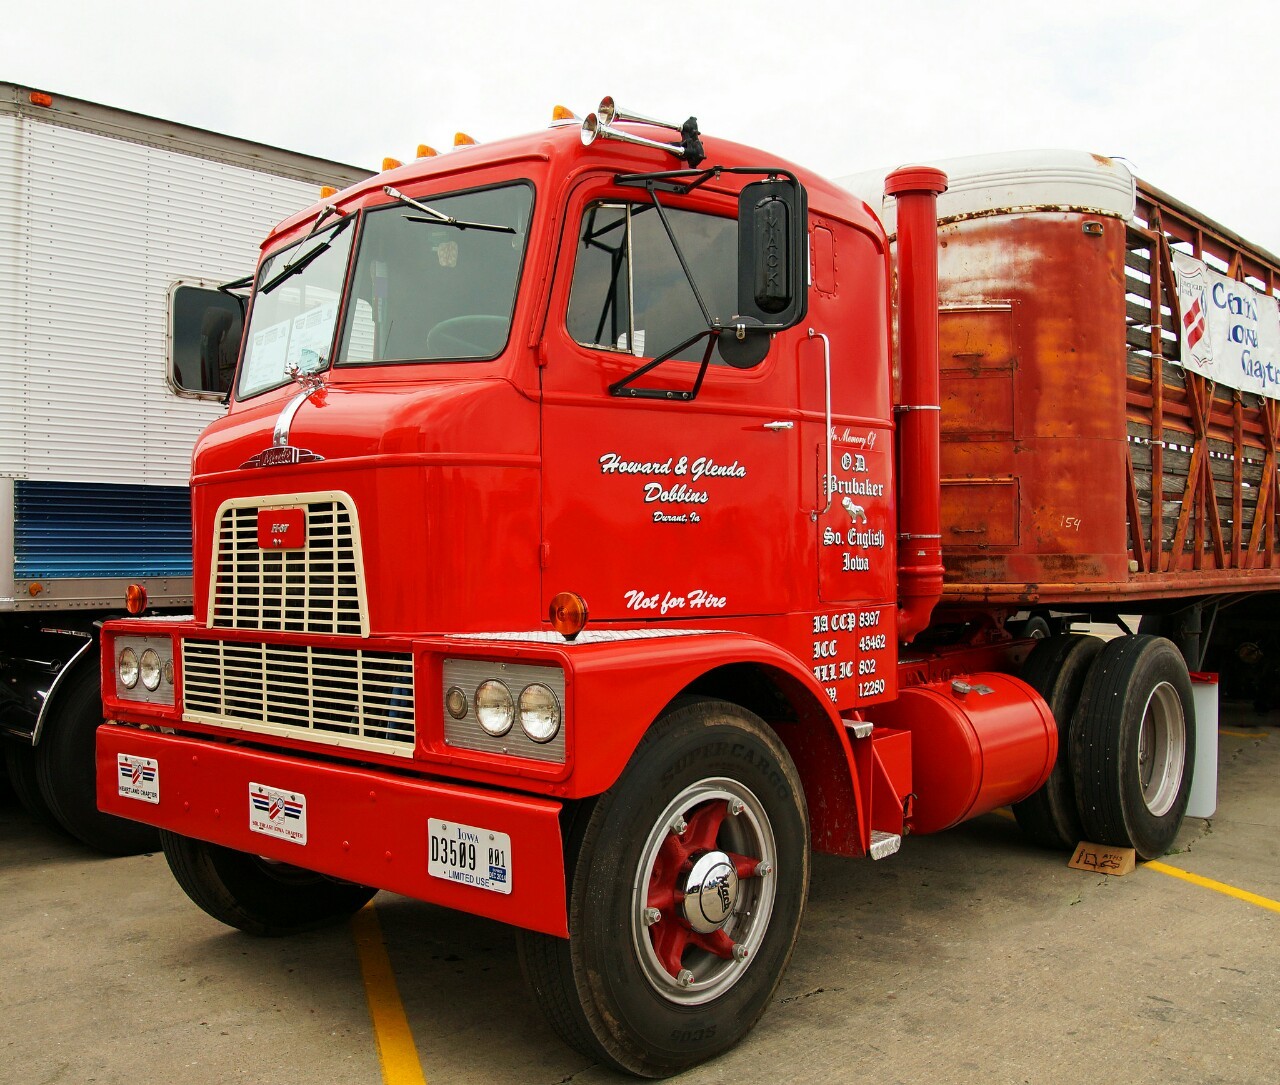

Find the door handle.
xmin=763 ymin=421 xmax=794 ymax=431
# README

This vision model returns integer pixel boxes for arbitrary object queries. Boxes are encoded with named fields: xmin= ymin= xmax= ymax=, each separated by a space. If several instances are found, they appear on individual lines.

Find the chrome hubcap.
xmin=1137 ymin=680 xmax=1187 ymax=817
xmin=682 ymin=851 xmax=739 ymax=933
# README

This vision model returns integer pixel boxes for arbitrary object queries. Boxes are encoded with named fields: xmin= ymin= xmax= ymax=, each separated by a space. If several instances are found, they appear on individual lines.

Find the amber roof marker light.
xmin=549 ymin=592 xmax=589 ymax=641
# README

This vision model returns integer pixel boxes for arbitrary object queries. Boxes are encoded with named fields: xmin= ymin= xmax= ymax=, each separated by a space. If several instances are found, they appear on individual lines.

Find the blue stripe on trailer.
xmin=14 ymin=480 xmax=192 ymax=578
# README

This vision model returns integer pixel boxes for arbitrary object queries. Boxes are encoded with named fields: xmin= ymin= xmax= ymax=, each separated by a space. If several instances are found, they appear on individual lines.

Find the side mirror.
xmin=736 ymin=178 xmax=808 ymax=330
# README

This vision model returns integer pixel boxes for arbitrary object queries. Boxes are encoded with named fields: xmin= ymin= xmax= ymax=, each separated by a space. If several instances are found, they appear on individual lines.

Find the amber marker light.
xmin=549 ymin=592 xmax=589 ymax=641
xmin=454 ymin=132 xmax=477 ymax=147
xmin=416 ymin=144 xmax=438 ymax=158
xmin=319 ymin=185 xmax=337 ymax=198
xmin=125 ymin=583 xmax=148 ymax=615
xmin=551 ymin=105 xmax=577 ymax=122
xmin=29 ymin=91 xmax=53 ymax=108
xmin=382 ymin=157 xmax=403 ymax=171
xmin=27 ymin=582 xmax=43 ymax=597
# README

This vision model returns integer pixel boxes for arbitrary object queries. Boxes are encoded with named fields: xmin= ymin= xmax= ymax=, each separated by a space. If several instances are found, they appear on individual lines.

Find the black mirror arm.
xmin=608 ymin=329 xmax=718 ymax=401
xmin=642 ymin=181 xmax=715 ymax=328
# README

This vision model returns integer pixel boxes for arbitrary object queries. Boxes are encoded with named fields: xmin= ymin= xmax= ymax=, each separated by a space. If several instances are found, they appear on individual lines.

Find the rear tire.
xmin=1070 ymin=635 xmax=1195 ymax=860
xmin=517 ymin=699 xmax=809 ymax=1077
xmin=1012 ymin=634 xmax=1103 ymax=849
xmin=161 ymin=830 xmax=377 ymax=936
xmin=35 ymin=666 xmax=160 ymax=855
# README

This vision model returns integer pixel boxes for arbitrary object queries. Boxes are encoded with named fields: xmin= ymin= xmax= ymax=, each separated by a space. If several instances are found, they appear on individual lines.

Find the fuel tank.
xmin=865 ymin=672 xmax=1055 ymax=834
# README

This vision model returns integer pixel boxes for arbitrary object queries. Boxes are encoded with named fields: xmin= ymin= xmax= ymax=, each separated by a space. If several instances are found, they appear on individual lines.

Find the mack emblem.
xmin=240 ymin=445 xmax=325 ymax=469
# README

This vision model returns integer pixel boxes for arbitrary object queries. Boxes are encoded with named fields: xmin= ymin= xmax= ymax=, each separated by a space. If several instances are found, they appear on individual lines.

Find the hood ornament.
xmin=240 ymin=364 xmax=328 ymax=470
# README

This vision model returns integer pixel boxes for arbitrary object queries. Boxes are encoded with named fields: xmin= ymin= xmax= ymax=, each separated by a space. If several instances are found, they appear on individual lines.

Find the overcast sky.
xmin=7 ymin=1 xmax=1280 ymax=253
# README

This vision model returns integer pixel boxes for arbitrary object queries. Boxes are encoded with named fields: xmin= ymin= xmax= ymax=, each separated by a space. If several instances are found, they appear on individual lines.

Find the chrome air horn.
xmin=580 ymin=96 xmax=705 ymax=167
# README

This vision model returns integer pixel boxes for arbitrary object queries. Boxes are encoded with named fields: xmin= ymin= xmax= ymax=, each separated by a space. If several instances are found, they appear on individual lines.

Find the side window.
xmin=566 ymin=201 xmax=737 ymax=363
xmin=170 ymin=285 xmax=244 ymax=397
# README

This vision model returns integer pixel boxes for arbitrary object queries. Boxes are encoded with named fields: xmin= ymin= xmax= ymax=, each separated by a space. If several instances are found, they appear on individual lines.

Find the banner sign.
xmin=1170 ymin=251 xmax=1280 ymax=399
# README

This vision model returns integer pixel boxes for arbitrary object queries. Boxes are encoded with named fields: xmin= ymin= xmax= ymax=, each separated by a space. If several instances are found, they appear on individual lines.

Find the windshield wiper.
xmin=383 ymin=185 xmax=516 ymax=234
xmin=260 ymin=240 xmax=330 ymax=294
xmin=259 ymin=216 xmax=352 ymax=295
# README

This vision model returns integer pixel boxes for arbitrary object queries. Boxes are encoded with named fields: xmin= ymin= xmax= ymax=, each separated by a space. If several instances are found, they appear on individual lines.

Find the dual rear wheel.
xmin=1014 ymin=633 xmax=1195 ymax=860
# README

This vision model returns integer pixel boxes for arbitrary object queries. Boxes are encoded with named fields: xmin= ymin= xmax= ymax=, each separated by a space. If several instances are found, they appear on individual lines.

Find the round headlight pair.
xmin=118 ymin=647 xmax=163 ymax=692
xmin=472 ymin=680 xmax=561 ymax=743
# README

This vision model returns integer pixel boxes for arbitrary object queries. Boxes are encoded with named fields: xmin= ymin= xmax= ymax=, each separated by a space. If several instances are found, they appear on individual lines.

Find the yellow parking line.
xmin=1146 ymin=861 xmax=1280 ymax=914
xmin=1220 ymin=729 xmax=1270 ymax=739
xmin=352 ymin=901 xmax=429 ymax=1085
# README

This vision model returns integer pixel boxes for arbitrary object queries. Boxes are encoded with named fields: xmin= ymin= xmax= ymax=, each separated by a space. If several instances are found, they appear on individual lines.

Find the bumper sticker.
xmin=249 ymin=782 xmax=308 ymax=845
xmin=116 ymin=754 xmax=160 ymax=804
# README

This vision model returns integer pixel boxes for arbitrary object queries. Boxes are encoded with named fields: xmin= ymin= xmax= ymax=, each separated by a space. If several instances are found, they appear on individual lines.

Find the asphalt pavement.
xmin=3 ymin=704 xmax=1277 ymax=1085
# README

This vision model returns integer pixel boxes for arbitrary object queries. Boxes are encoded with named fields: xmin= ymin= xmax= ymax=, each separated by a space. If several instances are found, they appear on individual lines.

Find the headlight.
xmin=118 ymin=647 xmax=139 ymax=689
xmin=139 ymin=648 xmax=162 ymax=691
xmin=519 ymin=683 xmax=561 ymax=743
xmin=474 ymin=680 xmax=515 ymax=736
xmin=441 ymin=659 xmax=565 ymax=763
xmin=113 ymin=634 xmax=176 ymax=706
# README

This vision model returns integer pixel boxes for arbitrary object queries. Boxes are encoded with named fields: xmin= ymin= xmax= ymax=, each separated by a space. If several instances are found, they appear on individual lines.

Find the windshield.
xmin=238 ymin=218 xmax=355 ymax=399
xmin=338 ymin=183 xmax=533 ymax=365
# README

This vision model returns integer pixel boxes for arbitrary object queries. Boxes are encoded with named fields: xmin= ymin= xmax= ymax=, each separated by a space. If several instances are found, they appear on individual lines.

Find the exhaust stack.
xmin=885 ymin=166 xmax=948 ymax=643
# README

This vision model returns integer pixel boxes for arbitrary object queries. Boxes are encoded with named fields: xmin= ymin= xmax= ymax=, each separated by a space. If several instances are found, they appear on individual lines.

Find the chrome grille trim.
xmin=208 ymin=491 xmax=368 ymax=636
xmin=182 ymin=639 xmax=415 ymax=757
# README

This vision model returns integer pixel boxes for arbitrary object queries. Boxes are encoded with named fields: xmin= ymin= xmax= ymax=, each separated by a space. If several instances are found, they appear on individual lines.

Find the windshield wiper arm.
xmin=259 ymin=215 xmax=352 ymax=295
xmin=383 ymin=185 xmax=516 ymax=234
xmin=260 ymin=240 xmax=330 ymax=294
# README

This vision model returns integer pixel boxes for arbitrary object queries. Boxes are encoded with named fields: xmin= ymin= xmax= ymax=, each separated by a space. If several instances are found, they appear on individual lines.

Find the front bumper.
xmin=97 ymin=723 xmax=568 ymax=936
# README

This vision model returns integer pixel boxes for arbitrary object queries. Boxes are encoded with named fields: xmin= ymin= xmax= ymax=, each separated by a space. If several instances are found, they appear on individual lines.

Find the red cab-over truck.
xmin=95 ymin=101 xmax=1280 ymax=1076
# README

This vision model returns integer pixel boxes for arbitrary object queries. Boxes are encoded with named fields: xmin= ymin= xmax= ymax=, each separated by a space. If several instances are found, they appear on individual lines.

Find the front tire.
xmin=1070 ymin=635 xmax=1195 ymax=860
xmin=161 ymin=831 xmax=377 ymax=936
xmin=518 ymin=699 xmax=810 ymax=1078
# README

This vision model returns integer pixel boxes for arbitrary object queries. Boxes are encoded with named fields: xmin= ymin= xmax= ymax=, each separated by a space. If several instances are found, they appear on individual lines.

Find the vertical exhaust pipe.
xmin=885 ymin=166 xmax=948 ymax=643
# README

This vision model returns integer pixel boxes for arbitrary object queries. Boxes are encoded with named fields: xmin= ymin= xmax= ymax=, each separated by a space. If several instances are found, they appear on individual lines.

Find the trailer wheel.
xmin=1070 ymin=635 xmax=1196 ymax=860
xmin=5 ymin=742 xmax=67 ymax=833
xmin=34 ymin=666 xmax=160 ymax=855
xmin=1009 ymin=614 xmax=1053 ymax=641
xmin=517 ymin=699 xmax=809 ymax=1077
xmin=160 ymin=831 xmax=378 ymax=936
xmin=1012 ymin=634 xmax=1103 ymax=849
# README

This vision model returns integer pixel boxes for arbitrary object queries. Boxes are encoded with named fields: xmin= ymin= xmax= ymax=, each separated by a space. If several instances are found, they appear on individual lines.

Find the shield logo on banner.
xmin=1178 ymin=270 xmax=1214 ymax=370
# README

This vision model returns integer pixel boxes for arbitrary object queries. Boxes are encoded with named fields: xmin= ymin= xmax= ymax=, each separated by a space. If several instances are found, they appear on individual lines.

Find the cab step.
xmin=869 ymin=830 xmax=901 ymax=860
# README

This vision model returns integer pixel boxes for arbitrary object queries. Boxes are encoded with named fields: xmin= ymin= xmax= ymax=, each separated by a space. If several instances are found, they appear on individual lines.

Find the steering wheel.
xmin=425 ymin=315 xmax=511 ymax=358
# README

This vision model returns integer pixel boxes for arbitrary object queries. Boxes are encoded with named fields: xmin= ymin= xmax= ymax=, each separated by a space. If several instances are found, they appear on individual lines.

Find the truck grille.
xmin=209 ymin=494 xmax=367 ymax=636
xmin=182 ymin=639 xmax=415 ymax=756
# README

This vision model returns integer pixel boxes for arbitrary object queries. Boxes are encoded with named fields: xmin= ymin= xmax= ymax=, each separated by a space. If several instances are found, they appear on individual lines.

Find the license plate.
xmin=427 ymin=818 xmax=512 ymax=895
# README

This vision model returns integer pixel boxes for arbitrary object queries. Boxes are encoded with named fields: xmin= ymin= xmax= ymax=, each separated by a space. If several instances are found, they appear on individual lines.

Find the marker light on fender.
xmin=125 ymin=583 xmax=148 ymax=615
xmin=549 ymin=592 xmax=589 ymax=641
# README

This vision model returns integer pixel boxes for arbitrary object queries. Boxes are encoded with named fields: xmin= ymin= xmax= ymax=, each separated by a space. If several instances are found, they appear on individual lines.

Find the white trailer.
xmin=0 ymin=83 xmax=368 ymax=851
